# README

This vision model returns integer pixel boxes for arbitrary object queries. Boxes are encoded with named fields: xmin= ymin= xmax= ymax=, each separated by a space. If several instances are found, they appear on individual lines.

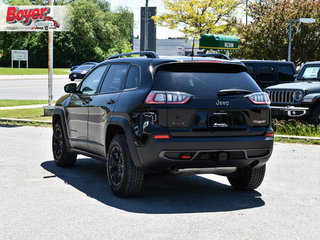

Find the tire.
xmin=52 ymin=120 xmax=77 ymax=167
xmin=227 ymin=165 xmax=266 ymax=190
xmin=106 ymin=134 xmax=144 ymax=197
xmin=307 ymin=104 xmax=320 ymax=125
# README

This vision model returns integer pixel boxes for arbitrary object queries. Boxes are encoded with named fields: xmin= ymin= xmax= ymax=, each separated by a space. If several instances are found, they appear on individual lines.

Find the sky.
xmin=107 ymin=0 xmax=184 ymax=39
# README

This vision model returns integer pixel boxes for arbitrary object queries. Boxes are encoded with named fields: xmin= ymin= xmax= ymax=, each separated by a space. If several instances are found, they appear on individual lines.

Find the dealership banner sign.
xmin=0 ymin=6 xmax=70 ymax=31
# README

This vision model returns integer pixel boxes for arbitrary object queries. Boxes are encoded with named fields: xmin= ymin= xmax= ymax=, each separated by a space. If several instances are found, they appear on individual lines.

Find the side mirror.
xmin=64 ymin=83 xmax=77 ymax=93
xmin=293 ymin=74 xmax=298 ymax=82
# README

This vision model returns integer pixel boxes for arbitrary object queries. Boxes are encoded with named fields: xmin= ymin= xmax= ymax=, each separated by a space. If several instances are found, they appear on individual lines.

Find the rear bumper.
xmin=271 ymin=105 xmax=309 ymax=117
xmin=135 ymin=135 xmax=274 ymax=173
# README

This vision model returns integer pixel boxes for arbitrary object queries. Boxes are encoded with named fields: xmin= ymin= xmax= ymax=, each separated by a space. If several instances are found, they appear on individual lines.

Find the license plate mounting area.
xmin=207 ymin=112 xmax=231 ymax=128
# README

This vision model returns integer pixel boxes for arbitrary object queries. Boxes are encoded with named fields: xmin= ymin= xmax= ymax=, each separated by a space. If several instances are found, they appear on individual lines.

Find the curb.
xmin=275 ymin=134 xmax=320 ymax=140
xmin=0 ymin=117 xmax=51 ymax=124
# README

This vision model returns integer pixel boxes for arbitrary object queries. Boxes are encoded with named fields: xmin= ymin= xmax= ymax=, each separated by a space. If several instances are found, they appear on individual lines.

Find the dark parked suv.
xmin=52 ymin=52 xmax=274 ymax=197
xmin=241 ymin=60 xmax=296 ymax=90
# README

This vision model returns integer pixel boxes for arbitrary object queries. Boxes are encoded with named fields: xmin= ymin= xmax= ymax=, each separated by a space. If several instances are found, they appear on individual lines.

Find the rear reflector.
xmin=180 ymin=155 xmax=191 ymax=159
xmin=265 ymin=131 xmax=274 ymax=137
xmin=145 ymin=91 xmax=192 ymax=104
xmin=153 ymin=134 xmax=171 ymax=140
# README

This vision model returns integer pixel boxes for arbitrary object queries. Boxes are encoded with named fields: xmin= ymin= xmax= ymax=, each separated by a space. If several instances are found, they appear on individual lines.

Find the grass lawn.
xmin=0 ymin=107 xmax=52 ymax=121
xmin=0 ymin=99 xmax=56 ymax=107
xmin=275 ymin=137 xmax=320 ymax=145
xmin=272 ymin=119 xmax=320 ymax=137
xmin=0 ymin=121 xmax=51 ymax=127
xmin=0 ymin=67 xmax=69 ymax=75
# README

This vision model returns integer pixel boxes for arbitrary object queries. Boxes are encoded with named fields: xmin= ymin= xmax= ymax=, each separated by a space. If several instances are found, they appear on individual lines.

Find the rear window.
xmin=255 ymin=65 xmax=275 ymax=82
xmin=154 ymin=65 xmax=260 ymax=97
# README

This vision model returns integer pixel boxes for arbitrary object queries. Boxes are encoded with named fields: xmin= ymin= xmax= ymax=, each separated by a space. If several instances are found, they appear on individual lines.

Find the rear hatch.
xmin=148 ymin=62 xmax=270 ymax=137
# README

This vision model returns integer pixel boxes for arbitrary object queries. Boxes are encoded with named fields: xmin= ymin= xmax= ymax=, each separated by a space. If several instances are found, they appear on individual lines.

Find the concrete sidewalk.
xmin=0 ymin=75 xmax=68 ymax=80
xmin=0 ymin=104 xmax=47 ymax=110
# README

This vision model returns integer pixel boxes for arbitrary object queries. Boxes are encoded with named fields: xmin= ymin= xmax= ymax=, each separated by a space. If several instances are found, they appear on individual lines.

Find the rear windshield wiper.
xmin=218 ymin=89 xmax=253 ymax=96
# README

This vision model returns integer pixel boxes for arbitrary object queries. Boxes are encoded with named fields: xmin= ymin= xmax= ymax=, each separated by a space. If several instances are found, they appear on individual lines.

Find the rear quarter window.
xmin=125 ymin=65 xmax=140 ymax=89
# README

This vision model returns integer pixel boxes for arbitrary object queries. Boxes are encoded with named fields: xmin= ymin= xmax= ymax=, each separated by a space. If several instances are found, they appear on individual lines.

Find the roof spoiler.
xmin=108 ymin=51 xmax=159 ymax=60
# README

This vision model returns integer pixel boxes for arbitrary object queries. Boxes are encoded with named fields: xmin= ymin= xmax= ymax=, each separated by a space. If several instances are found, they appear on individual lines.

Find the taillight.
xmin=145 ymin=91 xmax=192 ymax=104
xmin=265 ymin=131 xmax=274 ymax=138
xmin=246 ymin=92 xmax=271 ymax=105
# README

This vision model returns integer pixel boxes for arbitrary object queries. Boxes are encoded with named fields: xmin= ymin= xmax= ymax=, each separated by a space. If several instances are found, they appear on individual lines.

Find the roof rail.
xmin=108 ymin=51 xmax=159 ymax=60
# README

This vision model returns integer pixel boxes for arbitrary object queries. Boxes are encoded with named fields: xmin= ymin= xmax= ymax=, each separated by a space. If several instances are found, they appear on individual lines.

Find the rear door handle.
xmin=107 ymin=99 xmax=116 ymax=104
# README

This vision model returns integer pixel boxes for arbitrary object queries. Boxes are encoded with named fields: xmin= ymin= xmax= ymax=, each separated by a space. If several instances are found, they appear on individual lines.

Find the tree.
xmin=153 ymin=0 xmax=241 ymax=39
xmin=233 ymin=0 xmax=320 ymax=66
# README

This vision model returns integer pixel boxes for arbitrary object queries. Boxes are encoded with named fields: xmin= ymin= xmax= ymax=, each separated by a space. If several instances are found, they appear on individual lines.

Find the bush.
xmin=272 ymin=119 xmax=320 ymax=137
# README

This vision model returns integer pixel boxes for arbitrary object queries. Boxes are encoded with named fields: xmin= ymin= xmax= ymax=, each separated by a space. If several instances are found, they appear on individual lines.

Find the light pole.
xmin=44 ymin=0 xmax=54 ymax=116
xmin=144 ymin=0 xmax=149 ymax=51
xmin=245 ymin=0 xmax=248 ymax=25
xmin=288 ymin=18 xmax=315 ymax=62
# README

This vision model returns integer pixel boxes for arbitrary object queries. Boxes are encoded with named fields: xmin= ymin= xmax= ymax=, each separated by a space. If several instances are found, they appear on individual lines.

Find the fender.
xmin=53 ymin=107 xmax=71 ymax=149
xmin=303 ymin=93 xmax=320 ymax=104
xmin=109 ymin=116 xmax=146 ymax=170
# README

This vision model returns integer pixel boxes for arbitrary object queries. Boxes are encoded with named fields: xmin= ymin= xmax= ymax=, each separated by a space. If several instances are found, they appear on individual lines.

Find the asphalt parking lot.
xmin=0 ymin=76 xmax=74 ymax=100
xmin=0 ymin=125 xmax=319 ymax=240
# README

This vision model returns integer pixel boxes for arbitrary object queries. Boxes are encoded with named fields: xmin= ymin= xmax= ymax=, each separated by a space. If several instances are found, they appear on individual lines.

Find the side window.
xmin=100 ymin=64 xmax=129 ymax=93
xmin=125 ymin=65 xmax=140 ymax=89
xmin=256 ymin=65 xmax=274 ymax=82
xmin=79 ymin=65 xmax=108 ymax=95
xmin=245 ymin=64 xmax=255 ymax=78
xmin=278 ymin=65 xmax=295 ymax=82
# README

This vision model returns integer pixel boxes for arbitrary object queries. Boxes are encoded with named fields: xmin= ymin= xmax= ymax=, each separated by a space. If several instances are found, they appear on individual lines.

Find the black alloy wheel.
xmin=108 ymin=146 xmax=124 ymax=187
xmin=106 ymin=135 xmax=144 ymax=197
xmin=52 ymin=120 xmax=77 ymax=167
xmin=53 ymin=125 xmax=63 ymax=160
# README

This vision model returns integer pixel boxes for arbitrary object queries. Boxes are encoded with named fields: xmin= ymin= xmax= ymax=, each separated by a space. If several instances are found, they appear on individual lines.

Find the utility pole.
xmin=48 ymin=0 xmax=53 ymax=108
xmin=144 ymin=0 xmax=149 ymax=51
xmin=245 ymin=0 xmax=248 ymax=25
xmin=288 ymin=20 xmax=293 ymax=62
xmin=44 ymin=0 xmax=54 ymax=115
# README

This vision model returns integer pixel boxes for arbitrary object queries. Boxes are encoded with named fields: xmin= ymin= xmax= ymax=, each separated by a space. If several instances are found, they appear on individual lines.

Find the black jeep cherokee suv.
xmin=52 ymin=51 xmax=274 ymax=197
